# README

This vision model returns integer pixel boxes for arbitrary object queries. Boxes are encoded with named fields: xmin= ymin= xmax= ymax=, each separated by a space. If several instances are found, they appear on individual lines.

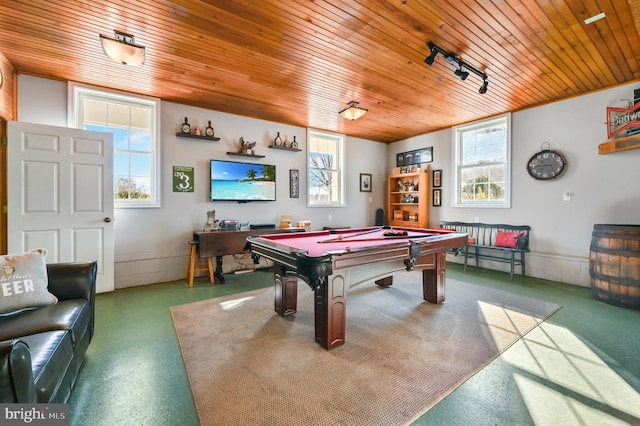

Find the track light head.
xmin=454 ymin=67 xmax=469 ymax=81
xmin=479 ymin=79 xmax=489 ymax=94
xmin=444 ymin=52 xmax=458 ymax=63
xmin=424 ymin=43 xmax=438 ymax=66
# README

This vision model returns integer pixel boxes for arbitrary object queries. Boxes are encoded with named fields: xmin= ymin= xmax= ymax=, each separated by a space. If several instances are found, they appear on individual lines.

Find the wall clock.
xmin=526 ymin=143 xmax=567 ymax=180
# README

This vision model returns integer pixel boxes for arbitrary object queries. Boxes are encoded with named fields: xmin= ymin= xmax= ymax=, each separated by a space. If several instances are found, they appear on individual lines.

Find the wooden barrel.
xmin=589 ymin=224 xmax=640 ymax=310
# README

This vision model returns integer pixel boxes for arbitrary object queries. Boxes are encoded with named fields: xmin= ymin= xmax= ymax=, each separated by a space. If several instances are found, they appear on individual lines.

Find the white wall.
xmin=17 ymin=75 xmax=388 ymax=288
xmin=389 ymin=82 xmax=640 ymax=286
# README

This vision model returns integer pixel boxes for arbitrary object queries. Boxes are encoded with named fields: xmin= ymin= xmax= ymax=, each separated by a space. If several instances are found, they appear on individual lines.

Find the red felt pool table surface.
xmin=252 ymin=226 xmax=458 ymax=257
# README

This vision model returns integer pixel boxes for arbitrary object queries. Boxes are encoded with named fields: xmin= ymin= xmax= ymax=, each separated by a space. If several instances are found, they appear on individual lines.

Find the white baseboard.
xmin=446 ymin=251 xmax=591 ymax=288
xmin=114 ymin=251 xmax=593 ymax=289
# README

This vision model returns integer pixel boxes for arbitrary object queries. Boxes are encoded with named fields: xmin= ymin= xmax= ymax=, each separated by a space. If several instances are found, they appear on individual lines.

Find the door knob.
xmin=104 ymin=217 xmax=113 ymax=223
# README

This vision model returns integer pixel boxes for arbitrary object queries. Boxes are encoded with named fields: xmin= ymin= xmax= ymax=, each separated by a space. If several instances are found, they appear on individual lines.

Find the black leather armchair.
xmin=0 ymin=261 xmax=97 ymax=403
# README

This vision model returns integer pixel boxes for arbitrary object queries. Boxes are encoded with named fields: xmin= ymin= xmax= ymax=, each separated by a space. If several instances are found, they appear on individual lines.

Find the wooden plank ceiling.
xmin=1 ymin=0 xmax=639 ymax=143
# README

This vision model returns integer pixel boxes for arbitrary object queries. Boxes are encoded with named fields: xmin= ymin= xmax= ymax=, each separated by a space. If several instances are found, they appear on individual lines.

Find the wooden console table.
xmin=191 ymin=228 xmax=305 ymax=285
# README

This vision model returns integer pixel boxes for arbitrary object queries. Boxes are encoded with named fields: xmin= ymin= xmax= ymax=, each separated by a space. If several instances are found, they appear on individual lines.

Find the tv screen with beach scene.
xmin=210 ymin=159 xmax=276 ymax=202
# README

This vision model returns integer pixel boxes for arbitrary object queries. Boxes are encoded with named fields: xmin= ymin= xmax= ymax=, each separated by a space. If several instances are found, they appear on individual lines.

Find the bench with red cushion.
xmin=438 ymin=221 xmax=530 ymax=279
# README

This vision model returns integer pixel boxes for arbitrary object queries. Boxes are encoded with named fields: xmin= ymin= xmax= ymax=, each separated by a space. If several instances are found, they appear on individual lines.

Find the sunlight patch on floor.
xmin=219 ymin=296 xmax=255 ymax=311
xmin=477 ymin=300 xmax=545 ymax=351
xmin=505 ymin=322 xmax=640 ymax=425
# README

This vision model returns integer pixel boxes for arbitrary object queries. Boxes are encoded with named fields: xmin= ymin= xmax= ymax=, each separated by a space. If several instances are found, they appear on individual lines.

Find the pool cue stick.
xmin=323 ymin=233 xmax=436 ymax=243
xmin=318 ymin=226 xmax=389 ymax=243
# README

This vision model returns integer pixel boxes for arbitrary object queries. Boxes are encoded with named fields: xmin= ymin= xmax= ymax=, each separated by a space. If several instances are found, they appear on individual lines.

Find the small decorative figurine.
xmin=194 ymin=127 xmax=201 ymax=136
xmin=181 ymin=117 xmax=191 ymax=134
xmin=239 ymin=136 xmax=256 ymax=154
xmin=205 ymin=210 xmax=216 ymax=231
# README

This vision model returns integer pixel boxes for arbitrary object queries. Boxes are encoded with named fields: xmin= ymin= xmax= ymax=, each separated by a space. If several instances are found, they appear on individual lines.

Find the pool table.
xmin=247 ymin=226 xmax=467 ymax=350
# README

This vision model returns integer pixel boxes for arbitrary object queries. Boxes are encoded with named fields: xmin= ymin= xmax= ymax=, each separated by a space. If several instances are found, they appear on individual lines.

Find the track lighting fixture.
xmin=424 ymin=41 xmax=489 ymax=94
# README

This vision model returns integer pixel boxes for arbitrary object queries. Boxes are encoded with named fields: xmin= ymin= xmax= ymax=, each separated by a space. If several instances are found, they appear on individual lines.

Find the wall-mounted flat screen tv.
xmin=210 ymin=159 xmax=276 ymax=202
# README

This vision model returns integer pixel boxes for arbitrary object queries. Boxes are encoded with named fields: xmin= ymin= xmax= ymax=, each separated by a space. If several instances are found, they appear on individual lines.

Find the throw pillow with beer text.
xmin=0 ymin=249 xmax=57 ymax=315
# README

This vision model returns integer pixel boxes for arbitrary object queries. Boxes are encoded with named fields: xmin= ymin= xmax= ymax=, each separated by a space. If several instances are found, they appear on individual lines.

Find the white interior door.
xmin=7 ymin=121 xmax=115 ymax=293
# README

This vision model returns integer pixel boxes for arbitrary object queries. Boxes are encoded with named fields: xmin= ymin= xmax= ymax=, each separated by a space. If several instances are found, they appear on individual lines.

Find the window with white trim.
xmin=70 ymin=83 xmax=161 ymax=208
xmin=307 ymin=129 xmax=345 ymax=207
xmin=452 ymin=113 xmax=511 ymax=208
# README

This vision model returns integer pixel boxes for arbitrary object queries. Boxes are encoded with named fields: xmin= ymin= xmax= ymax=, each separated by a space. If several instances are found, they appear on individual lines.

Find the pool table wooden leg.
xmin=274 ymin=264 xmax=298 ymax=316
xmin=420 ymin=251 xmax=446 ymax=304
xmin=314 ymin=273 xmax=347 ymax=350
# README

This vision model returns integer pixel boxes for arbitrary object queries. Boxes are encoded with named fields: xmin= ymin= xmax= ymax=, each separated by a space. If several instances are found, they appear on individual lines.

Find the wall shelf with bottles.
xmin=175 ymin=133 xmax=220 ymax=141
xmin=268 ymin=145 xmax=301 ymax=152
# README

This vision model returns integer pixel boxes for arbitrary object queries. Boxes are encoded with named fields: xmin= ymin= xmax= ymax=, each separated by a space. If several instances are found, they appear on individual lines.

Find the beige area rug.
xmin=171 ymin=272 xmax=560 ymax=425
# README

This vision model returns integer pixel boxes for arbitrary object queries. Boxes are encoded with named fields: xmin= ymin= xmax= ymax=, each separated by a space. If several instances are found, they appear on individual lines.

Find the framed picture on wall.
xmin=290 ymin=169 xmax=299 ymax=198
xmin=433 ymin=169 xmax=442 ymax=187
xmin=360 ymin=173 xmax=372 ymax=192
xmin=432 ymin=189 xmax=442 ymax=207
xmin=396 ymin=147 xmax=433 ymax=166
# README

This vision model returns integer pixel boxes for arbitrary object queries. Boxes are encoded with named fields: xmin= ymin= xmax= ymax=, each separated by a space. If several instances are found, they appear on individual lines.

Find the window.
xmin=69 ymin=83 xmax=161 ymax=208
xmin=307 ymin=129 xmax=345 ymax=207
xmin=452 ymin=113 xmax=511 ymax=208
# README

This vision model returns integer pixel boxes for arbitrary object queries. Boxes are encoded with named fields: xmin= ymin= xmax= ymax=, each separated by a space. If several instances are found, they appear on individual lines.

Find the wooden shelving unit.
xmin=175 ymin=132 xmax=220 ymax=141
xmin=387 ymin=170 xmax=428 ymax=228
xmin=226 ymin=152 xmax=265 ymax=158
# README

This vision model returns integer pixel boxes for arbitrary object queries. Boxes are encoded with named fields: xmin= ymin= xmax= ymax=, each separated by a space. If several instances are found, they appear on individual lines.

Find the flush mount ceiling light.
xmin=339 ymin=101 xmax=368 ymax=120
xmin=584 ymin=12 xmax=606 ymax=24
xmin=100 ymin=30 xmax=145 ymax=66
xmin=424 ymin=41 xmax=489 ymax=94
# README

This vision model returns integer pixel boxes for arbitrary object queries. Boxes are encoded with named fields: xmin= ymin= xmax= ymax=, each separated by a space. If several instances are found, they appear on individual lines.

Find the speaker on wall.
xmin=375 ymin=208 xmax=384 ymax=226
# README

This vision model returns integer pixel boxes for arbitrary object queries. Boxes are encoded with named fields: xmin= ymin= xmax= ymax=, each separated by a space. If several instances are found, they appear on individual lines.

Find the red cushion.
xmin=494 ymin=231 xmax=524 ymax=248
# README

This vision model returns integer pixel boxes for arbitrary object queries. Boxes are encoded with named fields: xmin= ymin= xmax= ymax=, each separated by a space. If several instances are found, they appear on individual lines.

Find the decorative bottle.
xmin=181 ymin=117 xmax=191 ymax=134
xmin=274 ymin=132 xmax=283 ymax=147
xmin=205 ymin=120 xmax=214 ymax=137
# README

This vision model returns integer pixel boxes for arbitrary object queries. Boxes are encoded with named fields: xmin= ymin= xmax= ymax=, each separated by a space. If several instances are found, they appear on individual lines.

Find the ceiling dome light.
xmin=100 ymin=30 xmax=145 ymax=66
xmin=339 ymin=101 xmax=368 ymax=121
